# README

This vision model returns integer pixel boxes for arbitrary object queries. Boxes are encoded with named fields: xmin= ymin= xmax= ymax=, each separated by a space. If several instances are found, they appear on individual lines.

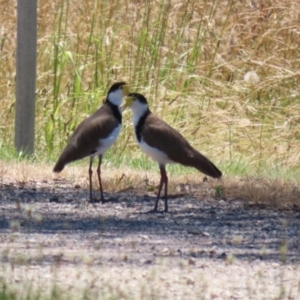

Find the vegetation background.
xmin=0 ymin=0 xmax=300 ymax=181
xmin=0 ymin=1 xmax=300 ymax=299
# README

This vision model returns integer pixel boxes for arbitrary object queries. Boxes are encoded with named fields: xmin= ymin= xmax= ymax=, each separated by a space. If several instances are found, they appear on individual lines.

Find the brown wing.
xmin=142 ymin=113 xmax=222 ymax=178
xmin=53 ymin=104 xmax=119 ymax=172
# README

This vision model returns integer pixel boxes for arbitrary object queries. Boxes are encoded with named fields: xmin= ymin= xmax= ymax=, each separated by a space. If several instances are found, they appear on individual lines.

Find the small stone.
xmin=185 ymin=277 xmax=195 ymax=285
xmin=140 ymin=258 xmax=152 ymax=264
xmin=49 ymin=196 xmax=60 ymax=203
xmin=209 ymin=247 xmax=217 ymax=258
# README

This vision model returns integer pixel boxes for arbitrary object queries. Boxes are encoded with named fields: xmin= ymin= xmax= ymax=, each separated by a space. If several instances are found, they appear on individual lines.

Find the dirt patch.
xmin=0 ymin=179 xmax=300 ymax=299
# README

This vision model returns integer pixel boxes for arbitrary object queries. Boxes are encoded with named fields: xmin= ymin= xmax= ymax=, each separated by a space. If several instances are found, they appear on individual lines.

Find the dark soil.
xmin=1 ymin=180 xmax=299 ymax=263
xmin=0 ymin=179 xmax=300 ymax=299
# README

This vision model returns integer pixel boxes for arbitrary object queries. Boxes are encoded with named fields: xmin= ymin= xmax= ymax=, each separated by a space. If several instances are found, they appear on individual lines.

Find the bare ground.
xmin=0 ymin=178 xmax=300 ymax=299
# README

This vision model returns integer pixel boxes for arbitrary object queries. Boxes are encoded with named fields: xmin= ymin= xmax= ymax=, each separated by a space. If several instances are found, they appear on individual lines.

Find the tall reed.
xmin=0 ymin=0 xmax=299 ymax=175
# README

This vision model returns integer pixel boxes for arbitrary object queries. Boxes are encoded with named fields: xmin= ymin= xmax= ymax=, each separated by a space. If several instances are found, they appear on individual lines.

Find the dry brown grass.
xmin=0 ymin=0 xmax=300 ymax=167
xmin=0 ymin=0 xmax=300 ymax=209
xmin=223 ymin=177 xmax=300 ymax=210
xmin=1 ymin=159 xmax=300 ymax=210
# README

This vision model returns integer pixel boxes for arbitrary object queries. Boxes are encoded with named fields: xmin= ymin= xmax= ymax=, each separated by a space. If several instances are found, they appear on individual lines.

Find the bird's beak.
xmin=122 ymin=85 xmax=130 ymax=96
xmin=121 ymin=95 xmax=134 ymax=111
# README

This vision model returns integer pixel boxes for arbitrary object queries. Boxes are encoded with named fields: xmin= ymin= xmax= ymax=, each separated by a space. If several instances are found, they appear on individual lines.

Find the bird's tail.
xmin=190 ymin=150 xmax=222 ymax=178
xmin=53 ymin=158 xmax=65 ymax=173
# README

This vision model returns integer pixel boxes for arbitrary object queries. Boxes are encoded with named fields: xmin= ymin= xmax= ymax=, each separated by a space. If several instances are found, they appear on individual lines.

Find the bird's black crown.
xmin=128 ymin=92 xmax=148 ymax=104
xmin=108 ymin=82 xmax=127 ymax=94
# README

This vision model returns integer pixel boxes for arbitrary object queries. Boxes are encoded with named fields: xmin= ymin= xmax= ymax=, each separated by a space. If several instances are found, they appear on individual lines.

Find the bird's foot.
xmin=89 ymin=198 xmax=101 ymax=204
xmin=142 ymin=209 xmax=168 ymax=214
xmin=101 ymin=196 xmax=119 ymax=204
xmin=89 ymin=195 xmax=119 ymax=204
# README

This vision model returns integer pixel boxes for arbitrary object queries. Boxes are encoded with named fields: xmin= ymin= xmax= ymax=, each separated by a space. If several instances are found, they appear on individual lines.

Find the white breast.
xmin=139 ymin=139 xmax=173 ymax=165
xmin=93 ymin=124 xmax=121 ymax=156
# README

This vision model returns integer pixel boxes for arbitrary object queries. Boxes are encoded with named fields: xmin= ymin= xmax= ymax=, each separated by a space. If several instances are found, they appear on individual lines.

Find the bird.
xmin=53 ymin=82 xmax=129 ymax=203
xmin=124 ymin=92 xmax=222 ymax=213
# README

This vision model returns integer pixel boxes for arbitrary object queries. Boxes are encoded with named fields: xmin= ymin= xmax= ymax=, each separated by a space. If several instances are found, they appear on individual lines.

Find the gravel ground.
xmin=0 ymin=179 xmax=300 ymax=299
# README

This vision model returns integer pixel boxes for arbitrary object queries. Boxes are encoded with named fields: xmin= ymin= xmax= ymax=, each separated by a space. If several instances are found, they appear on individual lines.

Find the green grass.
xmin=0 ymin=0 xmax=299 ymax=178
xmin=1 ymin=138 xmax=300 ymax=182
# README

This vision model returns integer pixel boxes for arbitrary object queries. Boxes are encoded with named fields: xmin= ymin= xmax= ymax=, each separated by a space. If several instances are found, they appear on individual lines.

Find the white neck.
xmin=130 ymin=102 xmax=149 ymax=127
xmin=108 ymin=89 xmax=124 ymax=107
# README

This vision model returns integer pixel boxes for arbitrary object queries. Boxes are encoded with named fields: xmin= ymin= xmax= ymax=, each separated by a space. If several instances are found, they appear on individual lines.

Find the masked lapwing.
xmin=124 ymin=93 xmax=222 ymax=213
xmin=53 ymin=82 xmax=129 ymax=203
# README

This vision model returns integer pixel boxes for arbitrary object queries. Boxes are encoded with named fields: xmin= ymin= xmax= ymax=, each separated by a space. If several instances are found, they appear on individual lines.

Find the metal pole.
xmin=15 ymin=0 xmax=37 ymax=154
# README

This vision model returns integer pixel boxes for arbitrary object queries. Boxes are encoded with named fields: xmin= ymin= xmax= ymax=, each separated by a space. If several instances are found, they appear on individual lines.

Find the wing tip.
xmin=53 ymin=163 xmax=64 ymax=173
xmin=214 ymin=169 xmax=222 ymax=179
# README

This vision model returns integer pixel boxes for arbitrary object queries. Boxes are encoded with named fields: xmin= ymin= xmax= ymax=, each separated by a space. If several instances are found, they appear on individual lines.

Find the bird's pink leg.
xmin=96 ymin=155 xmax=104 ymax=202
xmin=151 ymin=165 xmax=168 ymax=213
xmin=88 ymin=158 xmax=94 ymax=202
